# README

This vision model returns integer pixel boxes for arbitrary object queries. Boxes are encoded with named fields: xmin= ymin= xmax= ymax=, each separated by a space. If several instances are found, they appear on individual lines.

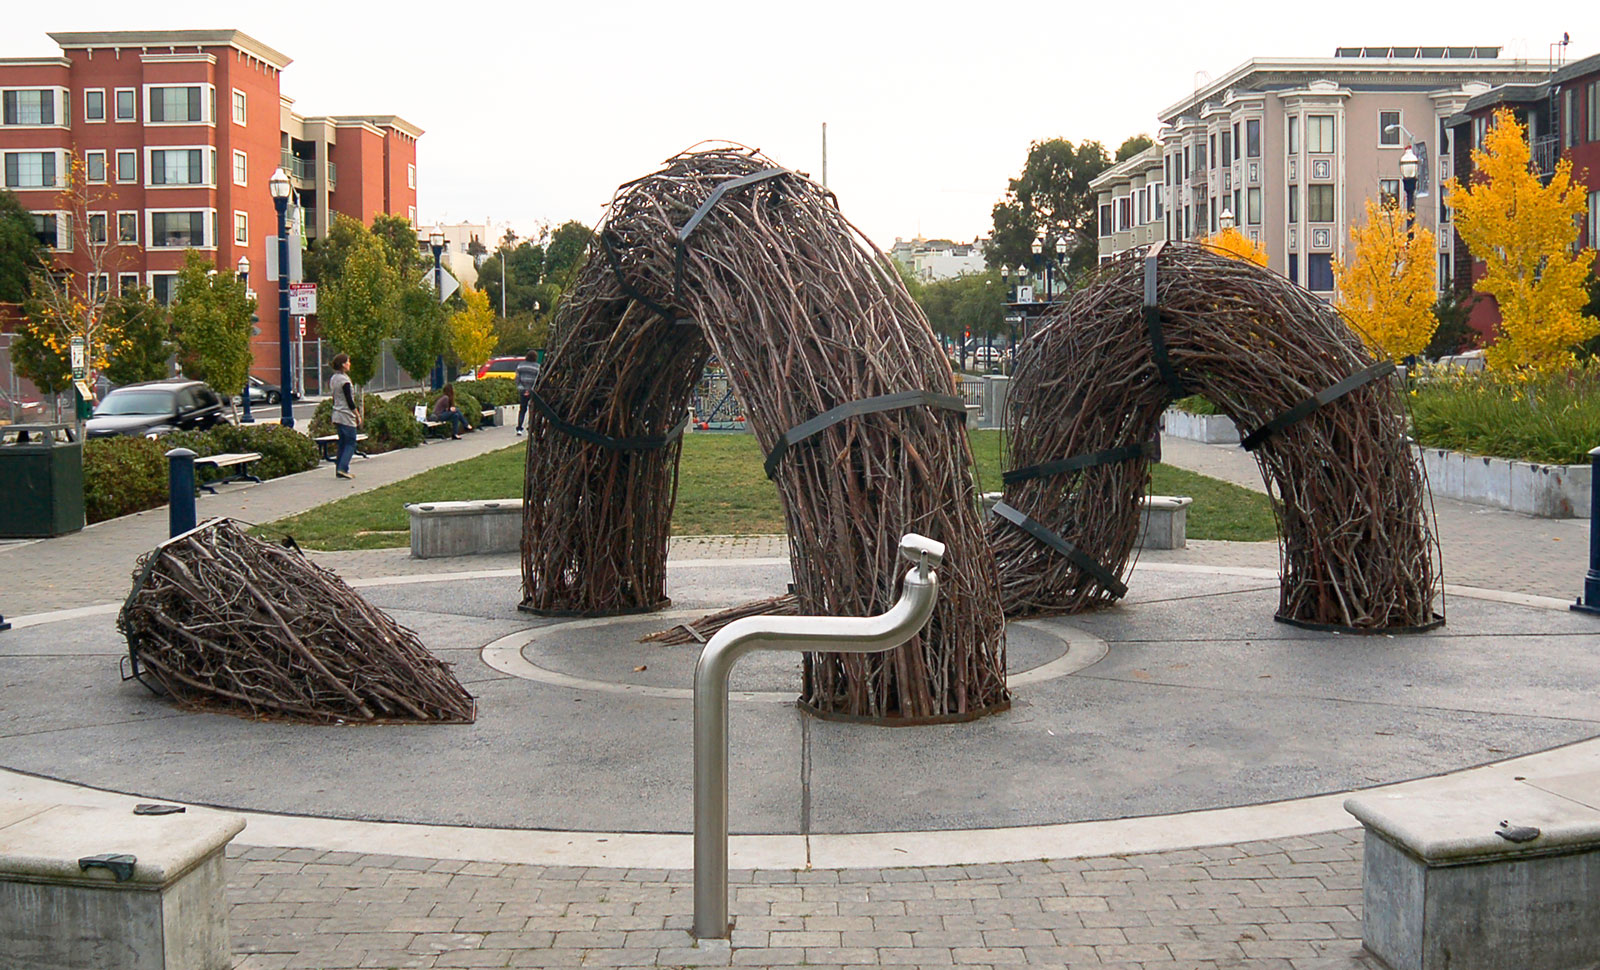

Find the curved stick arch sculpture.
xmin=522 ymin=147 xmax=1008 ymax=722
xmin=992 ymin=243 xmax=1442 ymax=631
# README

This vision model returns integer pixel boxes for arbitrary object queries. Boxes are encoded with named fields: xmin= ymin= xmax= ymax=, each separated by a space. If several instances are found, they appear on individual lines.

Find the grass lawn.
xmin=264 ymin=431 xmax=1279 ymax=550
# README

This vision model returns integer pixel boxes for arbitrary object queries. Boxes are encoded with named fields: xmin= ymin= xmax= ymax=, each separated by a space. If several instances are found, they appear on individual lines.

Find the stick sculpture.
xmin=992 ymin=242 xmax=1442 ymax=631
xmin=522 ymin=146 xmax=1008 ymax=722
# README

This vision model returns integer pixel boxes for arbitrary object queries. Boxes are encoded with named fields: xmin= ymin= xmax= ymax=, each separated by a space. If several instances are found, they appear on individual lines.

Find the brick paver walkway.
xmin=227 ymin=831 xmax=1372 ymax=970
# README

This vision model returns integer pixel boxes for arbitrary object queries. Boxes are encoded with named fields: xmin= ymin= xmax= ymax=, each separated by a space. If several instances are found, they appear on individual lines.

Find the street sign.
xmin=70 ymin=337 xmax=86 ymax=379
xmin=1004 ymin=314 xmax=1024 ymax=325
xmin=289 ymin=282 xmax=317 ymax=315
xmin=420 ymin=269 xmax=459 ymax=303
xmin=297 ymin=317 xmax=307 ymax=338
xmin=1016 ymin=285 xmax=1034 ymax=303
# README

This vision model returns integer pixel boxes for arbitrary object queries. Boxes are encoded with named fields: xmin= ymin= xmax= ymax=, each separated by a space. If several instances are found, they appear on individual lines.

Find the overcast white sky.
xmin=11 ymin=2 xmax=1588 ymax=249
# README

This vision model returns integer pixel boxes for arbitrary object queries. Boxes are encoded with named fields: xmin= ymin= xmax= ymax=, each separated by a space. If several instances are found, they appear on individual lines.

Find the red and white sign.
xmin=297 ymin=317 xmax=306 ymax=338
xmin=289 ymin=282 xmax=317 ymax=316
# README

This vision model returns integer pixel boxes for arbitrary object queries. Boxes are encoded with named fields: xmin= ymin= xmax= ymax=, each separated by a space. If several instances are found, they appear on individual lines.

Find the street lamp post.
xmin=1219 ymin=206 xmax=1236 ymax=231
xmin=1030 ymin=238 xmax=1044 ymax=301
xmin=269 ymin=167 xmax=295 ymax=428
xmin=1399 ymin=146 xmax=1420 ymax=237
xmin=429 ymin=229 xmax=446 ymax=391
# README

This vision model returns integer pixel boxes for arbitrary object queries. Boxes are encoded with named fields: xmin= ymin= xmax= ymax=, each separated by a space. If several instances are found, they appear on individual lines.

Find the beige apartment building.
xmin=1095 ymin=47 xmax=1554 ymax=296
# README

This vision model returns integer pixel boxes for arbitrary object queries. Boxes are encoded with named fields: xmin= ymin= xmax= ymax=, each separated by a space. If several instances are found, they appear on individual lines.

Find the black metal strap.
xmin=1003 ymin=439 xmax=1161 ymax=486
xmin=1143 ymin=242 xmax=1188 ymax=401
xmin=763 ymin=389 xmax=968 ymax=480
xmin=1239 ymin=360 xmax=1396 ymax=452
xmin=528 ymin=390 xmax=690 ymax=452
xmin=991 ymin=501 xmax=1128 ymax=598
xmin=676 ymin=168 xmax=791 ymax=243
xmin=598 ymin=230 xmax=688 ymax=326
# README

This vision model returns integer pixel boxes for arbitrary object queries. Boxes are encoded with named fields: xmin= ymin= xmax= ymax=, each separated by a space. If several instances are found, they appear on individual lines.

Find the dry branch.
xmin=119 ymin=519 xmax=475 ymax=723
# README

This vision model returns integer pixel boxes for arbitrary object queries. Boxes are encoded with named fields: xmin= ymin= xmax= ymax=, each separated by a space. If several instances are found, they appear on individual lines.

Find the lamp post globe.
xmin=1219 ymin=206 xmax=1236 ymax=230
xmin=268 ymin=167 xmax=294 ymax=427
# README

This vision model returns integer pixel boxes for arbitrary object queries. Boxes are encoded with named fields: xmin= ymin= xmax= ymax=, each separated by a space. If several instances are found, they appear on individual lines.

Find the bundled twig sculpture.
xmin=524 ymin=146 xmax=1008 ymax=722
xmin=120 ymin=519 xmax=476 ymax=723
xmin=994 ymin=243 xmax=1441 ymax=631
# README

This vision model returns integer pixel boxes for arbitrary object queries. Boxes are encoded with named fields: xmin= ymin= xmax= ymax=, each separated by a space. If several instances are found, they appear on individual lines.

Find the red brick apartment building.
xmin=0 ymin=29 xmax=421 ymax=381
xmin=1444 ymin=51 xmax=1600 ymax=343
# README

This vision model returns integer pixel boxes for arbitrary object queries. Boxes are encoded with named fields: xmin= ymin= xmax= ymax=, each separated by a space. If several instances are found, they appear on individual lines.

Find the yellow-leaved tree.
xmin=450 ymin=285 xmax=497 ymax=373
xmin=1202 ymin=226 xmax=1268 ymax=266
xmin=1334 ymin=199 xmax=1438 ymax=361
xmin=1444 ymin=107 xmax=1597 ymax=373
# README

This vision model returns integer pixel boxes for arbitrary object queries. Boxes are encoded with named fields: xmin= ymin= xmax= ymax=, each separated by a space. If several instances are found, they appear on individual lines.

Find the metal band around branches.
xmin=1239 ymin=360 xmax=1396 ymax=452
xmin=1143 ymin=242 xmax=1189 ymax=401
xmin=1003 ymin=438 xmax=1161 ymax=486
xmin=990 ymin=501 xmax=1128 ymax=598
xmin=528 ymin=390 xmax=690 ymax=452
xmin=763 ymin=389 xmax=968 ymax=480
xmin=598 ymin=230 xmax=688 ymax=326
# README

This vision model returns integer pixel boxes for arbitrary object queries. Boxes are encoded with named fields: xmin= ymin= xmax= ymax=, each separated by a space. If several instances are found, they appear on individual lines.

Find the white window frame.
xmin=234 ymin=210 xmax=248 ymax=245
xmin=144 ymin=145 xmax=216 ymax=189
xmin=4 ymin=149 xmax=67 ymax=190
xmin=146 ymin=207 xmax=217 ymax=250
xmin=407 ymin=205 xmax=416 ymax=224
xmin=86 ymin=210 xmax=108 ymax=246
xmin=32 ymin=209 xmax=71 ymax=250
xmin=141 ymin=83 xmax=216 ymax=127
xmin=233 ymin=150 xmax=248 ymax=186
xmin=114 ymin=87 xmax=137 ymax=122
xmin=115 ymin=149 xmax=137 ymax=184
xmin=1379 ymin=109 xmax=1403 ymax=148
xmin=116 ymin=210 xmax=139 ymax=245
xmin=0 ymin=87 xmax=68 ymax=128
xmin=83 ymin=87 xmax=106 ymax=124
xmin=84 ymin=149 xmax=107 ymax=184
xmin=87 ymin=272 xmax=111 ymax=302
xmin=232 ymin=88 xmax=247 ymax=126
xmin=118 ymin=272 xmax=141 ymax=295
xmin=1307 ymin=115 xmax=1337 ymax=155
xmin=407 ymin=163 xmax=416 ymax=189
xmin=148 ymin=271 xmax=180 ymax=306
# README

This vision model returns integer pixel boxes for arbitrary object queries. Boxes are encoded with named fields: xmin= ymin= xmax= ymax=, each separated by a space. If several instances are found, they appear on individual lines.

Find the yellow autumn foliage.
xmin=1202 ymin=227 xmax=1268 ymax=266
xmin=1334 ymin=199 xmax=1438 ymax=361
xmin=451 ymin=286 xmax=498 ymax=370
xmin=1444 ymin=107 xmax=1597 ymax=374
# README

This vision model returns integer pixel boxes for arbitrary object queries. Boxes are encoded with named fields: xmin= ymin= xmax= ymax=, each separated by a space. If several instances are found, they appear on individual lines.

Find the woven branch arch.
xmin=992 ymin=243 xmax=1442 ymax=631
xmin=522 ymin=147 xmax=1008 ymax=722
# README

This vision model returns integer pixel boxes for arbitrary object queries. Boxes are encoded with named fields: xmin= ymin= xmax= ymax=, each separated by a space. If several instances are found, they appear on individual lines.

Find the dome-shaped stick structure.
xmin=522 ymin=146 xmax=1008 ymax=722
xmin=993 ymin=243 xmax=1442 ymax=631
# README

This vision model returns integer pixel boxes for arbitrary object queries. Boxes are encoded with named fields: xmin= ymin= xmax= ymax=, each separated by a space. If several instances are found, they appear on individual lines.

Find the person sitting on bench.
xmin=430 ymin=385 xmax=471 ymax=440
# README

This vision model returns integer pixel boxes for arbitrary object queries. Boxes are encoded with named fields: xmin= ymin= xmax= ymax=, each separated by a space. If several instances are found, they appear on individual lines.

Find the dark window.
xmin=86 ymin=152 xmax=105 ymax=182
xmin=150 ymin=149 xmax=204 ymax=185
xmin=118 ymin=273 xmax=139 ymax=294
xmin=85 ymin=90 xmax=104 ymax=121
xmin=1379 ymin=110 xmax=1401 ymax=146
xmin=116 ymin=151 xmax=136 ymax=182
xmin=151 ymin=211 xmax=206 ymax=247
xmin=1099 ymin=204 xmax=1112 ymax=237
xmin=1307 ymin=185 xmax=1336 ymax=222
xmin=1307 ymin=253 xmax=1334 ymax=291
xmin=2 ymin=90 xmax=54 ymax=125
xmin=1288 ymin=253 xmax=1299 ymax=284
xmin=1247 ymin=188 xmax=1262 ymax=225
xmin=1206 ymin=135 xmax=1214 ymax=168
xmin=152 ymin=274 xmax=178 ymax=305
xmin=88 ymin=214 xmax=106 ymax=245
xmin=1287 ymin=116 xmax=1299 ymax=154
xmin=115 ymin=89 xmax=135 ymax=121
xmin=1288 ymin=185 xmax=1299 ymax=223
xmin=4 ymin=152 xmax=56 ymax=188
xmin=1183 ymin=146 xmax=1190 ymax=179
xmin=1221 ymin=132 xmax=1232 ymax=167
xmin=31 ymin=213 xmax=58 ymax=248
xmin=1308 ymin=115 xmax=1335 ymax=153
xmin=149 ymin=86 xmax=203 ymax=123
xmin=1246 ymin=119 xmax=1261 ymax=158
xmin=118 ymin=212 xmax=138 ymax=242
xmin=1379 ymin=179 xmax=1400 ymax=207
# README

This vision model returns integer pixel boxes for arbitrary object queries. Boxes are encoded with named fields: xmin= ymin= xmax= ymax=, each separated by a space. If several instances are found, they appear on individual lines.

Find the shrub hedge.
xmin=82 ymin=423 xmax=320 ymax=524
xmin=391 ymin=388 xmax=485 ymax=430
xmin=1409 ymin=364 xmax=1600 ymax=465
xmin=307 ymin=393 xmax=424 ymax=453
xmin=464 ymin=378 xmax=520 ymax=407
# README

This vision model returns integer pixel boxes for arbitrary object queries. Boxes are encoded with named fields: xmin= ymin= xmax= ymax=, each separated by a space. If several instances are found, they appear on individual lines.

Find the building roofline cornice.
xmin=45 ymin=29 xmax=292 ymax=70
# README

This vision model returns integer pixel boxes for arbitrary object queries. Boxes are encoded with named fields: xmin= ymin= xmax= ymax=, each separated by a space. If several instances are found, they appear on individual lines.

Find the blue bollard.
xmin=167 ymin=447 xmax=197 ymax=538
xmin=240 ymin=383 xmax=254 ymax=423
xmin=1574 ymin=445 xmax=1600 ymax=616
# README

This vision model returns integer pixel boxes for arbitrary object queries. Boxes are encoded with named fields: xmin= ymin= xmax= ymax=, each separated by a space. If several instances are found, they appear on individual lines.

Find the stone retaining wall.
xmin=1419 ymin=448 xmax=1591 ymax=518
xmin=1161 ymin=408 xmax=1240 ymax=444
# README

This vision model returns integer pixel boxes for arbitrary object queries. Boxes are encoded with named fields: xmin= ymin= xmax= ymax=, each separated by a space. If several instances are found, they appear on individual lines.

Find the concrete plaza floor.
xmin=1 ymin=430 xmax=1596 ymax=968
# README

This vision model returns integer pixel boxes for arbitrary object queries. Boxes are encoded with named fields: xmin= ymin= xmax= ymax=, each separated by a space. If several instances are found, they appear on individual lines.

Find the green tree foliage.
xmin=392 ymin=282 xmax=448 ymax=385
xmin=0 ymin=189 xmax=45 ymax=303
xmin=171 ymin=251 xmax=256 ymax=397
xmin=370 ymin=213 xmax=427 ymax=277
xmin=1116 ymin=134 xmax=1155 ymax=162
xmin=319 ymin=231 xmax=399 ymax=385
xmin=1427 ymin=285 xmax=1481 ymax=359
xmin=302 ymin=213 xmax=367 ymax=285
xmin=543 ymin=220 xmax=592 ymax=290
xmin=491 ymin=312 xmax=550 ymax=356
xmin=101 ymin=286 xmax=172 ymax=385
xmin=914 ymin=272 xmax=1005 ymax=353
xmin=989 ymin=138 xmax=1112 ymax=282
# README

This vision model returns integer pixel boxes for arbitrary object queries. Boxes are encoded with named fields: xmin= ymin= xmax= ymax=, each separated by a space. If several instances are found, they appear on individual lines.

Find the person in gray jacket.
xmin=514 ymin=351 xmax=541 ymax=435
xmin=328 ymin=353 xmax=362 ymax=479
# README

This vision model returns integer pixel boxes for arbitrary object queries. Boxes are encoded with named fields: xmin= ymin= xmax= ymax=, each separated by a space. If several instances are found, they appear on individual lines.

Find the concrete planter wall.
xmin=407 ymin=499 xmax=524 ymax=558
xmin=1418 ymin=447 xmax=1591 ymax=518
xmin=1161 ymin=408 xmax=1240 ymax=444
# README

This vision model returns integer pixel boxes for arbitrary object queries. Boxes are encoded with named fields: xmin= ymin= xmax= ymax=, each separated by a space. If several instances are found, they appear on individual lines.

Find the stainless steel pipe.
xmin=692 ymin=533 xmax=946 ymax=939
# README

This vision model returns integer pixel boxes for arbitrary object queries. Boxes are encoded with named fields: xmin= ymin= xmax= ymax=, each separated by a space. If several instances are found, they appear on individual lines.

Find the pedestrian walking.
xmin=514 ymin=350 xmax=541 ymax=435
xmin=431 ymin=384 xmax=471 ymax=439
xmin=328 ymin=354 xmax=362 ymax=480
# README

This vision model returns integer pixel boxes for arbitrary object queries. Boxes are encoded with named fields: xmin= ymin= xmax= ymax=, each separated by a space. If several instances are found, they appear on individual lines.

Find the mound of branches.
xmin=120 ymin=519 xmax=475 ymax=723
xmin=994 ymin=243 xmax=1441 ymax=631
xmin=525 ymin=146 xmax=1007 ymax=721
xmin=640 ymin=594 xmax=800 ymax=645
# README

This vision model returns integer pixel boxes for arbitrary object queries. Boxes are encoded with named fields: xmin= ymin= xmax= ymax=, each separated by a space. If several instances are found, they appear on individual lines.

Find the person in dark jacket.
xmin=430 ymin=384 xmax=471 ymax=439
xmin=328 ymin=354 xmax=362 ymax=479
xmin=514 ymin=351 xmax=541 ymax=435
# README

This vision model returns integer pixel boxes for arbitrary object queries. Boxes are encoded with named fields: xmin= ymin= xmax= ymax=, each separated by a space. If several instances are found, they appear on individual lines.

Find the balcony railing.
xmin=280 ymin=151 xmax=313 ymax=181
xmin=1531 ymin=135 xmax=1558 ymax=177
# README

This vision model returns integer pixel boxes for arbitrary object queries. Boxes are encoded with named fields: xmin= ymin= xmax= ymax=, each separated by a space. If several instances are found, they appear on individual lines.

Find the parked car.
xmin=86 ymin=380 xmax=229 ymax=438
xmin=475 ymin=356 xmax=525 ymax=381
xmin=245 ymin=375 xmax=293 ymax=405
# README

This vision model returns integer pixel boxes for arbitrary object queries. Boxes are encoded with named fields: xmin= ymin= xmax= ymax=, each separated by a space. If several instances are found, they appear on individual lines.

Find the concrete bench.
xmin=193 ymin=451 xmax=262 ymax=494
xmin=407 ymin=499 xmax=523 ymax=558
xmin=980 ymin=493 xmax=1191 ymax=550
xmin=0 ymin=801 xmax=245 ymax=970
xmin=1345 ymin=786 xmax=1600 ymax=970
xmin=313 ymin=432 xmax=369 ymax=462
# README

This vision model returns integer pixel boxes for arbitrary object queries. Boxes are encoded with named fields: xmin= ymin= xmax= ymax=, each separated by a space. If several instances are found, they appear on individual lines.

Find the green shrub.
xmin=1410 ymin=364 xmax=1600 ymax=465
xmin=83 ymin=435 xmax=168 ymax=523
xmin=308 ymin=393 xmax=423 ymax=454
xmin=1169 ymin=394 xmax=1221 ymax=415
xmin=392 ymin=388 xmax=484 ymax=430
xmin=216 ymin=424 xmax=319 ymax=479
xmin=466 ymin=378 xmax=520 ymax=406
